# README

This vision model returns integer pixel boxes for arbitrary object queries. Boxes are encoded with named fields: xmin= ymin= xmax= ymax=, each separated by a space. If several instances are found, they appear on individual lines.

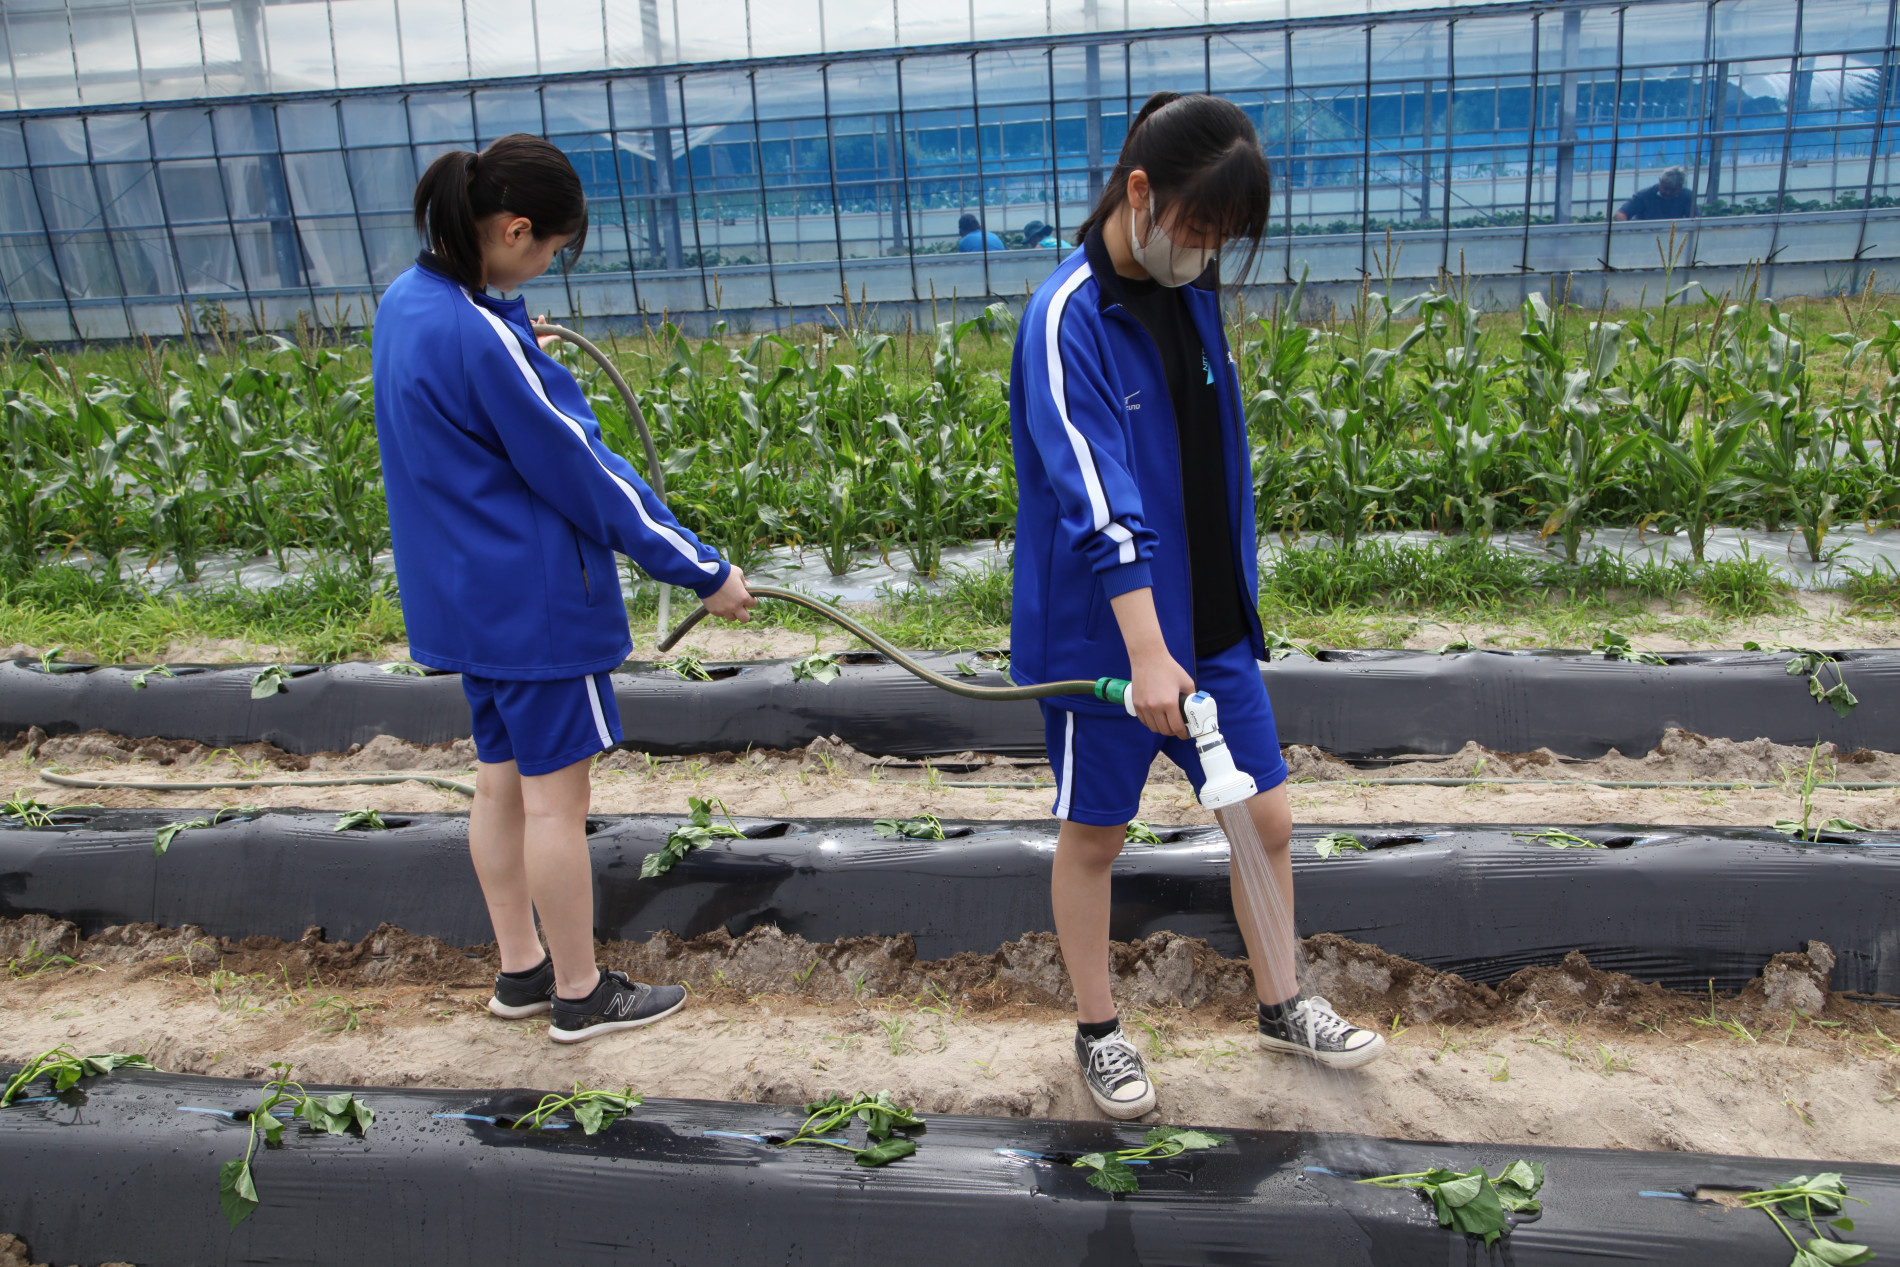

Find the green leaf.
xmin=792 ymin=653 xmax=841 ymax=684
xmin=874 ymin=815 xmax=946 ymax=840
xmin=854 ymin=1137 xmax=917 ymax=1166
xmin=130 ymin=663 xmax=174 ymax=689
xmin=1513 ymin=828 xmax=1604 ymax=849
xmin=250 ymin=664 xmax=289 ymax=699
xmin=1495 ymin=1159 xmax=1544 ymax=1196
xmin=377 ymin=662 xmax=426 ymax=676
xmin=1125 ymin=820 xmax=1164 ymax=845
xmin=1821 ymin=818 xmax=1863 ymax=833
xmin=1796 ymin=1239 xmax=1875 ymax=1266
xmin=1833 ymin=1219 xmax=1856 ymax=1234
xmin=1436 ymin=1170 xmax=1486 ymax=1208
xmin=154 ymin=817 xmax=206 ymax=857
xmin=258 ymin=1113 xmax=284 ymax=1146
xmin=572 ymin=1098 xmax=607 ymax=1135
xmin=333 ymin=809 xmax=387 ymax=832
xmin=1314 ymin=830 xmax=1366 ymax=859
xmin=1081 ymin=1157 xmax=1141 ymax=1193
xmin=1143 ymin=1127 xmax=1226 ymax=1151
xmin=955 ymin=660 xmax=977 ymax=677
xmin=218 ymin=1157 xmax=259 ymax=1228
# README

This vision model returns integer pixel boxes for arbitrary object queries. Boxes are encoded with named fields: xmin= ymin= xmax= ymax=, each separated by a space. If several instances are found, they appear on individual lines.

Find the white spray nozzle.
xmin=1184 ymin=690 xmax=1257 ymax=810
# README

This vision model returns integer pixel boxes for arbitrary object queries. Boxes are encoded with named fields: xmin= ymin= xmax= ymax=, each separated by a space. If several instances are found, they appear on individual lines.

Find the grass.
xmin=0 ymin=538 xmax=1865 ymax=663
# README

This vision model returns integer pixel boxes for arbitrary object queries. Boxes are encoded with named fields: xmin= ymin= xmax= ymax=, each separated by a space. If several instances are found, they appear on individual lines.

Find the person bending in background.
xmin=1617 ymin=165 xmax=1696 ymax=222
xmin=957 ymin=212 xmax=1006 ymax=252
xmin=1008 ymin=92 xmax=1386 ymax=1121
xmin=1019 ymin=219 xmax=1064 ymax=249
xmin=373 ymin=133 xmax=755 ymax=1045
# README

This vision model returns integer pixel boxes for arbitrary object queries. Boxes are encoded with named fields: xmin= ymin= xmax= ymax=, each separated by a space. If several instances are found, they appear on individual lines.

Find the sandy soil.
xmin=10 ymin=727 xmax=1899 ymax=832
xmin=2 ymin=915 xmax=1894 ymax=1163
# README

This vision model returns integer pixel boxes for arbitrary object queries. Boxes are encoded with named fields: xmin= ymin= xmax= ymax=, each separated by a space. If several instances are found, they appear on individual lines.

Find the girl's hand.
xmin=703 ymin=566 xmax=757 ymax=623
xmin=532 ymin=314 xmax=560 ymax=351
xmin=1129 ymin=651 xmax=1194 ymax=739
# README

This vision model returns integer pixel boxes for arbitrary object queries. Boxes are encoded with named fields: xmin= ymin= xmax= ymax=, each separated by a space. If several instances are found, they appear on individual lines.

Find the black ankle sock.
xmin=1077 ymin=1016 xmax=1120 ymax=1042
xmin=556 ymin=971 xmax=606 ymax=1005
xmin=498 ymin=955 xmax=550 ymax=981
xmin=1258 ymin=995 xmax=1303 ymax=1025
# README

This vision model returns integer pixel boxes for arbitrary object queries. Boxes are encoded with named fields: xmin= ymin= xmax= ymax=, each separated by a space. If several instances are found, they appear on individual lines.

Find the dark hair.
xmin=958 ymin=213 xmax=981 ymax=235
xmin=413 ymin=133 xmax=588 ymax=290
xmin=1075 ymin=92 xmax=1272 ymax=281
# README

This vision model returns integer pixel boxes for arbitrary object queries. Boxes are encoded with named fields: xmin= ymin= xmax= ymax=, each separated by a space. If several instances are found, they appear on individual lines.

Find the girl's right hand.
xmin=1129 ymin=651 xmax=1194 ymax=739
xmin=703 ymin=566 xmax=757 ymax=622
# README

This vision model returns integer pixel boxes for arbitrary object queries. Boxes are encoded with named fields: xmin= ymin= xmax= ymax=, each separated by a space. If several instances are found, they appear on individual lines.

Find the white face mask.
xmin=1129 ymin=196 xmax=1216 ymax=287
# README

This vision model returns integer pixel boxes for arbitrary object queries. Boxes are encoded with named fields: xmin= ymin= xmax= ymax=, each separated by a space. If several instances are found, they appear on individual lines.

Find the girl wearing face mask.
xmin=1009 ymin=92 xmax=1386 ymax=1120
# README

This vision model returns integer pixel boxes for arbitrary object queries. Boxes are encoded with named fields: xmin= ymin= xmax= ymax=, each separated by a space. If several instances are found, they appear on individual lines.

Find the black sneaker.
xmin=1075 ymin=1026 xmax=1157 ymax=1120
xmin=1258 ymin=995 xmax=1387 ymax=1069
xmin=487 ymin=956 xmax=556 ymax=1019
xmin=549 ymin=970 xmax=687 ymax=1044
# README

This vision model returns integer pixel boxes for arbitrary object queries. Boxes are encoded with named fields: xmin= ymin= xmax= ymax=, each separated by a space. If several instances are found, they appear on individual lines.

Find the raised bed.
xmin=2 ymin=648 xmax=1895 ymax=759
xmin=3 ymin=812 xmax=1895 ymax=995
xmin=2 ymin=1066 xmax=1895 ymax=1267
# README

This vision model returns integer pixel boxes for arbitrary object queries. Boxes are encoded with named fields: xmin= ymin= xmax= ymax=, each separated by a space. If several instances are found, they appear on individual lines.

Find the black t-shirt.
xmin=1620 ymin=183 xmax=1696 ymax=221
xmin=1114 ymin=274 xmax=1249 ymax=659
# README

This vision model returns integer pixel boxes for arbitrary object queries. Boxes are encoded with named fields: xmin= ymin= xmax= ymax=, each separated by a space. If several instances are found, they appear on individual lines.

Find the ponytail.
xmin=1076 ymin=92 xmax=1272 ymax=281
xmin=413 ymin=133 xmax=589 ymax=290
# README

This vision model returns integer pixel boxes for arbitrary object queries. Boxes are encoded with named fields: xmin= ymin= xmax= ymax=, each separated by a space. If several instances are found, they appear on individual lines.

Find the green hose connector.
xmin=1095 ymin=677 xmax=1131 ymax=705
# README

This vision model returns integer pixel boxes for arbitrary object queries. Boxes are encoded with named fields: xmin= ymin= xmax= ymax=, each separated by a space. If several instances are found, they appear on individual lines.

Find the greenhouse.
xmin=0 ymin=0 xmax=1894 ymax=338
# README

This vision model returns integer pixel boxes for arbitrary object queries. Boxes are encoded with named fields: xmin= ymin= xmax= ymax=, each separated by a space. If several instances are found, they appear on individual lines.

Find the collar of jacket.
xmin=414 ymin=251 xmax=532 ymax=331
xmin=1079 ymin=225 xmax=1219 ymax=315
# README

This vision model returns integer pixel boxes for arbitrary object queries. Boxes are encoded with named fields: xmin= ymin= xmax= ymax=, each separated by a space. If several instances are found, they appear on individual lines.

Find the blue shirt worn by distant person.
xmin=959 ymin=230 xmax=1006 ymax=252
xmin=1620 ymin=183 xmax=1696 ymax=221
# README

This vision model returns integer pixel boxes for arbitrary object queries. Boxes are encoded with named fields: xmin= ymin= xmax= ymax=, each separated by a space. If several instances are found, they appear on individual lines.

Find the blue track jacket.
xmin=372 ymin=254 xmax=729 ymax=680
xmin=1008 ymin=230 xmax=1264 ymax=714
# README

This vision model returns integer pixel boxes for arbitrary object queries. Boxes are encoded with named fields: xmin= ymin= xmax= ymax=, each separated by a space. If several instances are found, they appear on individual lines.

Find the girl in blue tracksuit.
xmin=373 ymin=134 xmax=754 ymax=1044
xmin=1011 ymin=93 xmax=1385 ymax=1119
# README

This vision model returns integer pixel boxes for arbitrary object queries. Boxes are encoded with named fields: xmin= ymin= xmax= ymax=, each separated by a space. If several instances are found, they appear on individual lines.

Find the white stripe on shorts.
xmin=584 ymin=674 xmax=611 ymax=748
xmin=1054 ymin=710 xmax=1076 ymax=820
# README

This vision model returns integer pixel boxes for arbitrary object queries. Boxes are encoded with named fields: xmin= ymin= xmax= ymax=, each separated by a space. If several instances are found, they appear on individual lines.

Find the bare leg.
xmin=519 ymin=757 xmax=602 ymax=999
xmin=468 ymin=760 xmax=545 ymax=974
xmin=1226 ymin=783 xmax=1298 ymax=1005
xmin=1052 ymin=819 xmax=1128 ymax=1024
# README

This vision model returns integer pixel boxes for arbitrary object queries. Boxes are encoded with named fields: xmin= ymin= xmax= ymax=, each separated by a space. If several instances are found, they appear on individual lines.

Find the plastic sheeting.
xmin=1 ymin=1067 xmax=1895 ymax=1267
xmin=4 ymin=647 xmax=1899 ymax=759
xmin=4 ymin=813 xmax=1896 ymax=995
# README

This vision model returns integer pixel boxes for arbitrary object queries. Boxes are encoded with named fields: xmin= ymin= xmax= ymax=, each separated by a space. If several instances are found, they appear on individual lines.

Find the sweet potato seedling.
xmin=1313 ymin=830 xmax=1367 ymax=859
xmin=129 ymin=662 xmax=174 ymax=689
xmin=643 ymin=795 xmax=745 ymax=877
xmin=219 ymin=1062 xmax=375 ymax=1228
xmin=333 ymin=809 xmax=389 ymax=831
xmin=791 ymin=651 xmax=842 ymax=683
xmin=1513 ymin=828 xmax=1604 ymax=849
xmin=1358 ymin=1159 xmax=1544 ymax=1247
xmin=1073 ymin=1126 xmax=1229 ymax=1193
xmin=1 ymin=1045 xmax=152 ymax=1106
xmin=1737 ymin=1173 xmax=1874 ymax=1266
xmin=1124 ymin=820 xmax=1164 ymax=845
xmin=774 ymin=1090 xmax=923 ymax=1167
xmin=248 ymin=664 xmax=290 ymax=699
xmin=875 ymin=814 xmax=945 ymax=840
xmin=1 ymin=791 xmax=99 ymax=826
xmin=154 ymin=805 xmax=264 ymax=856
xmin=512 ymin=1083 xmax=643 ymax=1135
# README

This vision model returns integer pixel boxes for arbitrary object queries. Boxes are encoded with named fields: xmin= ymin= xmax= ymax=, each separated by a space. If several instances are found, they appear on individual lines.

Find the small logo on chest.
xmin=1123 ymin=390 xmax=1141 ymax=412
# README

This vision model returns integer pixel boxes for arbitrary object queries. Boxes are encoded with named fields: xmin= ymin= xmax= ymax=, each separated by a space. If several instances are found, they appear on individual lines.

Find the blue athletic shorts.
xmin=461 ymin=671 xmax=623 ymax=776
xmin=1040 ymin=638 xmax=1288 ymax=826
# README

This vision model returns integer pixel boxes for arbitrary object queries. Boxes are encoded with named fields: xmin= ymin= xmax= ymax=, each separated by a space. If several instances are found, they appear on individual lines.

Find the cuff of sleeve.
xmin=1098 ymin=560 xmax=1152 ymax=598
xmin=689 ymin=560 xmax=732 ymax=599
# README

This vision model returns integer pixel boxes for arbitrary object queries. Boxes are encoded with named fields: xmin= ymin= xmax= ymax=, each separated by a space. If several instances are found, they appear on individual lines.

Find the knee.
xmin=1057 ymin=823 xmax=1126 ymax=871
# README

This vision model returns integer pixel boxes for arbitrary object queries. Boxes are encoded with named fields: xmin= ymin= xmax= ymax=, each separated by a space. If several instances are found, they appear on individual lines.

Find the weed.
xmin=1692 ymin=980 xmax=1760 ymax=1043
xmin=878 ymin=1017 xmax=912 ymax=1055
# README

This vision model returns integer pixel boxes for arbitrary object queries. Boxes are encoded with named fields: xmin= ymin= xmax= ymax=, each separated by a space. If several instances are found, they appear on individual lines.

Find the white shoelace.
xmin=1293 ymin=996 xmax=1358 ymax=1047
xmin=1087 ymin=1034 xmax=1147 ymax=1089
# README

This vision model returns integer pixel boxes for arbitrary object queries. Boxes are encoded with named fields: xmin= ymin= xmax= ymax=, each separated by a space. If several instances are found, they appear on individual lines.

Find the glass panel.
xmin=397 ymin=0 xmax=470 ymax=82
xmin=195 ymin=0 xmax=253 ymax=96
xmin=1804 ymin=0 xmax=1889 ymax=52
xmin=544 ymin=82 xmax=611 ymax=134
xmin=9 ymin=2 xmax=82 ymax=109
xmin=0 ymin=10 xmax=19 ymax=110
xmin=897 ymin=0 xmax=970 ymax=47
xmin=822 ymin=60 xmax=899 ymax=117
xmin=539 ymin=0 xmax=607 ymax=73
xmin=345 ymin=147 xmax=416 ymax=211
xmin=69 ymin=0 xmax=143 ymax=105
xmin=86 ymin=114 xmax=149 ymax=161
xmin=330 ymin=0 xmax=404 ymax=89
xmin=341 ymin=97 xmax=410 ymax=147
xmin=150 ymin=109 xmax=216 ymax=158
xmin=1129 ymin=35 xmax=1208 ymax=100
xmin=465 ymin=0 xmax=535 ymax=77
xmin=1051 ymin=42 xmax=1128 ymax=241
xmin=1715 ymin=0 xmax=1797 ymax=63
xmin=263 ymin=0 xmax=337 ymax=91
xmin=1124 ymin=0 xmax=1205 ymax=30
xmin=0 ymin=233 xmax=67 ymax=301
xmin=1454 ymin=15 xmax=1536 ymax=79
xmin=215 ymin=104 xmax=279 ymax=156
xmin=408 ymin=93 xmax=475 ymax=144
xmin=360 ymin=210 xmax=418 ymax=282
xmin=73 ymin=303 xmax=132 ymax=340
xmin=831 ymin=110 xmax=905 ymax=262
xmin=34 ymin=167 xmax=105 ymax=232
xmin=158 ymin=159 xmax=230 ymax=223
xmin=233 ymin=221 xmax=306 ymax=290
xmin=111 ymin=227 xmax=180 ymax=295
xmin=748 ymin=0 xmax=822 ymax=57
xmin=603 ymin=0 xmax=661 ymax=68
xmin=96 ymin=162 xmax=167 ymax=227
xmin=1287 ymin=26 xmax=1366 ymax=232
xmin=284 ymin=151 xmax=357 ymax=216
xmin=674 ymin=0 xmax=749 ymax=62
xmin=170 ymin=223 xmax=245 ymax=291
xmin=825 ymin=0 xmax=896 ymax=52
xmin=278 ymin=102 xmax=342 ymax=153
xmin=24 ymin=118 xmax=89 ymax=165
xmin=684 ymin=70 xmax=756 ymax=125
xmin=1537 ymin=6 xmax=1622 ymax=72
xmin=132 ymin=0 xmax=210 ymax=101
xmin=758 ymin=116 xmax=832 ymax=261
xmin=0 ymin=171 xmax=46 ymax=232
xmin=52 ymin=230 xmax=124 ymax=298
xmin=0 ymin=124 xmax=27 ymax=168
xmin=476 ymin=88 xmax=545 ymax=143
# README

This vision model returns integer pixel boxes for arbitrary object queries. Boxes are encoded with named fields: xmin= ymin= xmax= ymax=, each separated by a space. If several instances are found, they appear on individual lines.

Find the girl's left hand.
xmin=533 ymin=314 xmax=560 ymax=351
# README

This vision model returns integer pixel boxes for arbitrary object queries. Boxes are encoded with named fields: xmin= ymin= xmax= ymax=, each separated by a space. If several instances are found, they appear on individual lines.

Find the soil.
xmin=8 ymin=727 xmax=1899 ymax=832
xmin=0 ymin=1233 xmax=130 ymax=1267
xmin=3 ymin=914 xmax=1895 ymax=1162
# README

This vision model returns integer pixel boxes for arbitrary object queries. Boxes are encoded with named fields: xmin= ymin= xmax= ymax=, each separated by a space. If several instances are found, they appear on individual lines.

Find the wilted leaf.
xmin=218 ymin=1158 xmax=259 ymax=1228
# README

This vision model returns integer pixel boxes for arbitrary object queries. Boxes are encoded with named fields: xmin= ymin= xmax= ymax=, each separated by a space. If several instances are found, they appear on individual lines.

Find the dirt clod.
xmin=0 ymin=1233 xmax=133 ymax=1267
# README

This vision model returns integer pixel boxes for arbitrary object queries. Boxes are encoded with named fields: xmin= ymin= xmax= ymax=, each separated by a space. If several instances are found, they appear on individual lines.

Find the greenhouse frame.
xmin=0 ymin=0 xmax=1894 ymax=339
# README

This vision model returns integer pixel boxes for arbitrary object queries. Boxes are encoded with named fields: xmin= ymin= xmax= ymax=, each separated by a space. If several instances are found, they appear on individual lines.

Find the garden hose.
xmin=41 ymin=770 xmax=475 ymax=796
xmin=532 ymin=321 xmax=672 ymax=636
xmin=657 ymin=582 xmax=1124 ymax=704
